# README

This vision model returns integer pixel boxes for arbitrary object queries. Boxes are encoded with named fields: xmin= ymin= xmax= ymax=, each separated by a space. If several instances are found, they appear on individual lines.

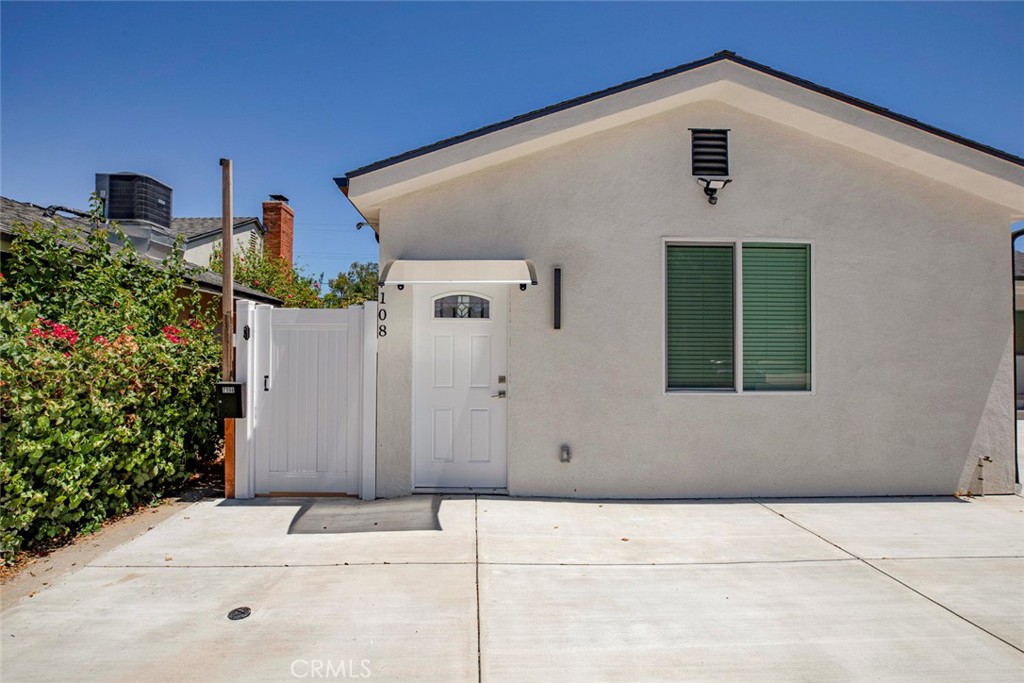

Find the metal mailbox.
xmin=215 ymin=382 xmax=246 ymax=419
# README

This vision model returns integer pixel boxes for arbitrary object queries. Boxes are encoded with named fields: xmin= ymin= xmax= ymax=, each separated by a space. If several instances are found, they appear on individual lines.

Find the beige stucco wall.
xmin=374 ymin=100 xmax=1016 ymax=498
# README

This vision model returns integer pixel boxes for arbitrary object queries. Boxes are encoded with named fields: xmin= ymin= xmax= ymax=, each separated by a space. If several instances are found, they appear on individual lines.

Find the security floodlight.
xmin=696 ymin=177 xmax=732 ymax=205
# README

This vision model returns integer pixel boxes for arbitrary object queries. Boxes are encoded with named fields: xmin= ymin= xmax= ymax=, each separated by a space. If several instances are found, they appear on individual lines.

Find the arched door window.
xmin=433 ymin=294 xmax=490 ymax=319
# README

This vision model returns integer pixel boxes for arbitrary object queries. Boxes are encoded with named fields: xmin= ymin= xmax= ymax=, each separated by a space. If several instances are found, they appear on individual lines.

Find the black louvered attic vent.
xmin=691 ymin=129 xmax=729 ymax=177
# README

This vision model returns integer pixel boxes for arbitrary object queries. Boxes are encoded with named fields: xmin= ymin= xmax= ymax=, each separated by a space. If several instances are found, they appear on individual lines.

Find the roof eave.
xmin=342 ymin=52 xmax=1024 ymax=214
xmin=333 ymin=176 xmax=379 ymax=233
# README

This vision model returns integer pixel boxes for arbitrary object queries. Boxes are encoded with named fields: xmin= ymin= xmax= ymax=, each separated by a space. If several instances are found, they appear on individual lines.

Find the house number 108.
xmin=377 ymin=288 xmax=387 ymax=337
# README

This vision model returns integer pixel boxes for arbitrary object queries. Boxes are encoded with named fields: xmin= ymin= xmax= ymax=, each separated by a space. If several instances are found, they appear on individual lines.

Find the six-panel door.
xmin=413 ymin=285 xmax=509 ymax=489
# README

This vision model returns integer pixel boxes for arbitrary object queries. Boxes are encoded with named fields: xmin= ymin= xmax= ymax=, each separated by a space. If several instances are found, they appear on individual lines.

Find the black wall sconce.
xmin=696 ymin=177 xmax=732 ymax=205
xmin=553 ymin=267 xmax=562 ymax=329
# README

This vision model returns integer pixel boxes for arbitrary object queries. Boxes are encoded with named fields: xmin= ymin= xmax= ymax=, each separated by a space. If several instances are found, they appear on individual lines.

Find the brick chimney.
xmin=262 ymin=195 xmax=294 ymax=265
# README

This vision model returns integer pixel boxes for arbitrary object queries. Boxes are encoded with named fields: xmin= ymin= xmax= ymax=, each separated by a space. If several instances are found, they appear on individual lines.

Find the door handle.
xmin=491 ymin=390 xmax=507 ymax=399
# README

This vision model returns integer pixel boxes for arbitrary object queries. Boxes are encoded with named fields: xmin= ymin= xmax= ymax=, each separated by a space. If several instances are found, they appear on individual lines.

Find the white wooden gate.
xmin=233 ymin=301 xmax=377 ymax=499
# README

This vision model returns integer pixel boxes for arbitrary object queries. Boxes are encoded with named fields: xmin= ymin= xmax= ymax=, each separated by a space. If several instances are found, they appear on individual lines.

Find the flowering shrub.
xmin=0 ymin=199 xmax=221 ymax=562
xmin=209 ymin=244 xmax=324 ymax=308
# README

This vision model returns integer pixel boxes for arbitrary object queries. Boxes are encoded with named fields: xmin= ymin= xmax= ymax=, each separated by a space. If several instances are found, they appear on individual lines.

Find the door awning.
xmin=379 ymin=259 xmax=537 ymax=286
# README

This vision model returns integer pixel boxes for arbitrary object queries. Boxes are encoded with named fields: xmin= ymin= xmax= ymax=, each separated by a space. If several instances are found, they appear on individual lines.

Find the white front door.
xmin=413 ymin=284 xmax=509 ymax=489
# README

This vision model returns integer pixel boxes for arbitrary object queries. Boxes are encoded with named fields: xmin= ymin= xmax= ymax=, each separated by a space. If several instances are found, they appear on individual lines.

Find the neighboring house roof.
xmin=1 ymin=196 xmax=96 ymax=232
xmin=0 ymin=197 xmax=103 ymax=240
xmin=1015 ymin=251 xmax=1024 ymax=281
xmin=171 ymin=216 xmax=264 ymax=243
xmin=0 ymin=197 xmax=281 ymax=305
xmin=338 ymin=50 xmax=1024 ymax=223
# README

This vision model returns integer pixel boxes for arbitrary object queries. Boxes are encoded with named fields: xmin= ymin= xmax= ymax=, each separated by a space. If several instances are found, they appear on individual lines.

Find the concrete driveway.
xmin=2 ymin=494 xmax=1022 ymax=682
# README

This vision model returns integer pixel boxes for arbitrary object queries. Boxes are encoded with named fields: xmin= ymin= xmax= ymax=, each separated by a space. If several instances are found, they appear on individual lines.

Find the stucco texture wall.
xmin=375 ymin=101 xmax=1016 ymax=498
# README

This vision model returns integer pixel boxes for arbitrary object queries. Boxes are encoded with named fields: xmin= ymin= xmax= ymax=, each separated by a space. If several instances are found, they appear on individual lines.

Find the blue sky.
xmin=3 ymin=2 xmax=1023 ymax=278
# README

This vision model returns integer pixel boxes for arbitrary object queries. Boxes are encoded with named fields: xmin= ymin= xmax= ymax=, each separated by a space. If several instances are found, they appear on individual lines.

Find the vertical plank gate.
xmin=233 ymin=301 xmax=377 ymax=500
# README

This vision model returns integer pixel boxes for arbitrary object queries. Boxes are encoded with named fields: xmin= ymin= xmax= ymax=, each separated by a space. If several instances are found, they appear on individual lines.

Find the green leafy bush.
xmin=0 ymin=201 xmax=220 ymax=561
xmin=210 ymin=243 xmax=324 ymax=308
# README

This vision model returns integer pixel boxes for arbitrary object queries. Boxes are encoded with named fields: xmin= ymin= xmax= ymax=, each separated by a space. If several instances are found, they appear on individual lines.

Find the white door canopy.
xmin=379 ymin=259 xmax=537 ymax=286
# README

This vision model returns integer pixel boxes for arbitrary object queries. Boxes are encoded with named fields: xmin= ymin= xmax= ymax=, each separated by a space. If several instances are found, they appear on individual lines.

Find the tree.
xmin=325 ymin=262 xmax=378 ymax=308
xmin=209 ymin=244 xmax=324 ymax=308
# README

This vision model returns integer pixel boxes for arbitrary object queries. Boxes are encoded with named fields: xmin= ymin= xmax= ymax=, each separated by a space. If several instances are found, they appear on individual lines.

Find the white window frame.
xmin=662 ymin=237 xmax=816 ymax=396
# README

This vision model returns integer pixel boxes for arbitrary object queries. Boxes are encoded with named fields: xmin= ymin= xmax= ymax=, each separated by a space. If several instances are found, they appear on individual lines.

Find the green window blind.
xmin=742 ymin=243 xmax=810 ymax=391
xmin=666 ymin=245 xmax=734 ymax=390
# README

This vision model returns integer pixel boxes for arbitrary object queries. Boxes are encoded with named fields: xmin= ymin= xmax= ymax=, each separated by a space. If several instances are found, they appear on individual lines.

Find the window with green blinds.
xmin=666 ymin=245 xmax=735 ymax=390
xmin=742 ymin=243 xmax=810 ymax=391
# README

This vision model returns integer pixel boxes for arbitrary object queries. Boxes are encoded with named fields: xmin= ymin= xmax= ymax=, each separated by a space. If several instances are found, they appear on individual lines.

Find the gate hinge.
xmin=243 ymin=324 xmax=251 ymax=341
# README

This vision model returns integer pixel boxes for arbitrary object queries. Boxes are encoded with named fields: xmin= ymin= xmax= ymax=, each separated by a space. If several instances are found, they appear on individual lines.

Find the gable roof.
xmin=0 ymin=197 xmax=281 ymax=305
xmin=171 ymin=216 xmax=263 ymax=243
xmin=344 ymin=51 xmax=1023 ymax=180
xmin=338 ymin=51 xmax=1024 ymax=221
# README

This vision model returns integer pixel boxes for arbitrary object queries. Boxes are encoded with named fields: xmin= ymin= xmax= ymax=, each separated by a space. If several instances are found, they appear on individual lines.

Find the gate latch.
xmin=264 ymin=375 xmax=270 ymax=392
xmin=243 ymin=324 xmax=251 ymax=341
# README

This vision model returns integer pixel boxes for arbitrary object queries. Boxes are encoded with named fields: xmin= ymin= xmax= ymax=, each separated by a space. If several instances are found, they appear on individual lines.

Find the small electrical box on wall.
xmin=215 ymin=382 xmax=246 ymax=419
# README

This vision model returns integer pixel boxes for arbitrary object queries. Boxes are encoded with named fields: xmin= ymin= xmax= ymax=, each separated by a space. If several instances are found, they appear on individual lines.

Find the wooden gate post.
xmin=220 ymin=158 xmax=235 ymax=499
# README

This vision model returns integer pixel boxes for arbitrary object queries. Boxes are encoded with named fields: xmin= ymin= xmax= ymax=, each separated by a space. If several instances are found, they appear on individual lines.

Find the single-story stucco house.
xmin=334 ymin=51 xmax=1024 ymax=499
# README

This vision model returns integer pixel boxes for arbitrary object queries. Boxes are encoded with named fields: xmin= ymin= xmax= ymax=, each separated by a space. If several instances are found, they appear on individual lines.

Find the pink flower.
xmin=162 ymin=325 xmax=185 ymax=344
xmin=93 ymin=335 xmax=108 ymax=345
xmin=29 ymin=319 xmax=79 ymax=345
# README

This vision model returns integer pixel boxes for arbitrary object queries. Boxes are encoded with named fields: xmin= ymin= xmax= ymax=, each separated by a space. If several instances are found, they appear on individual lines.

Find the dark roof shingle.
xmin=0 ymin=196 xmax=95 ymax=234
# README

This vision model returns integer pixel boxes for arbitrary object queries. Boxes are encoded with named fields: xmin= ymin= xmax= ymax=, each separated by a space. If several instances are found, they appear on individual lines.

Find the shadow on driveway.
xmin=215 ymin=495 xmax=444 ymax=534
